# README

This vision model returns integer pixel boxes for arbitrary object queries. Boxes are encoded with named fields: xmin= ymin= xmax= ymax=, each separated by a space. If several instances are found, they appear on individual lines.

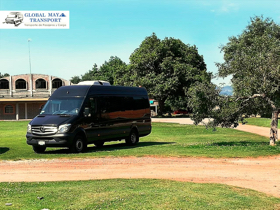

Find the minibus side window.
xmin=89 ymin=97 xmax=97 ymax=117
xmin=123 ymin=97 xmax=134 ymax=111
xmin=84 ymin=97 xmax=97 ymax=117
xmin=99 ymin=96 xmax=109 ymax=113
xmin=133 ymin=97 xmax=149 ymax=110
xmin=98 ymin=96 xmax=123 ymax=113
xmin=109 ymin=96 xmax=123 ymax=112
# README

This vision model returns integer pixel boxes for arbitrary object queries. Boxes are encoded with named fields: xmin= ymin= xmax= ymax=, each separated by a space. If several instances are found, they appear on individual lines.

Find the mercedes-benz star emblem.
xmin=40 ymin=126 xmax=45 ymax=133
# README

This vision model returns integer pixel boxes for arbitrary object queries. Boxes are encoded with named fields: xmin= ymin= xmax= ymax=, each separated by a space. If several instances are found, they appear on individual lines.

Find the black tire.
xmin=70 ymin=135 xmax=87 ymax=153
xmin=125 ymin=129 xmax=139 ymax=146
xmin=94 ymin=141 xmax=104 ymax=147
xmin=33 ymin=146 xmax=46 ymax=153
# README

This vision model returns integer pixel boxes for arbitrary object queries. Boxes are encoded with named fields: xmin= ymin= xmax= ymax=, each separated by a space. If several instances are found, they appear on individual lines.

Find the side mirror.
xmin=84 ymin=107 xmax=90 ymax=117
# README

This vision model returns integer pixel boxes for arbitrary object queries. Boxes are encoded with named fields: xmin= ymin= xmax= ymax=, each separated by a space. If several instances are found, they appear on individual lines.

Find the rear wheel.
xmin=125 ymin=129 xmax=139 ymax=146
xmin=33 ymin=146 xmax=46 ymax=153
xmin=70 ymin=135 xmax=87 ymax=153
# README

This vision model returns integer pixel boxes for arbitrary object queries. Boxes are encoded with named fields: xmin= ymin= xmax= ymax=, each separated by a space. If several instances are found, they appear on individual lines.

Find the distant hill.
xmin=220 ymin=86 xmax=233 ymax=96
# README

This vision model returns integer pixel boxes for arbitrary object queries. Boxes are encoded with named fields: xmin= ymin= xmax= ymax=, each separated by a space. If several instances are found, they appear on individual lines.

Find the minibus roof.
xmin=50 ymin=85 xmax=148 ymax=98
xmin=88 ymin=85 xmax=148 ymax=96
xmin=50 ymin=85 xmax=90 ymax=98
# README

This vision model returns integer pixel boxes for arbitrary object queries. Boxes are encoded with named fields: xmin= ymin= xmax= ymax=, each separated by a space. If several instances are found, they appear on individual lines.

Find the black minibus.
xmin=26 ymin=82 xmax=151 ymax=153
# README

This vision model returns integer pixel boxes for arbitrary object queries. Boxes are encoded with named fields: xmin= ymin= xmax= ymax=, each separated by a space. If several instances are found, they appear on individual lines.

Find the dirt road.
xmin=1 ymin=118 xmax=279 ymax=198
xmin=152 ymin=118 xmax=274 ymax=138
xmin=1 ymin=156 xmax=280 ymax=198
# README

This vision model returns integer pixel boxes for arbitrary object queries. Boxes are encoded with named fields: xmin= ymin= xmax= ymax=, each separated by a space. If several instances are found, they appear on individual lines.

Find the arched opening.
xmin=52 ymin=78 xmax=63 ymax=88
xmin=36 ymin=79 xmax=47 ymax=89
xmin=0 ymin=79 xmax=9 ymax=89
xmin=15 ymin=79 xmax=27 ymax=89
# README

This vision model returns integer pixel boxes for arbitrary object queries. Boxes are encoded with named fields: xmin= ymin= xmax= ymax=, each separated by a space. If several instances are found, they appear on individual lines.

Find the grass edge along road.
xmin=244 ymin=117 xmax=271 ymax=128
xmin=0 ymin=121 xmax=280 ymax=160
xmin=1 ymin=179 xmax=280 ymax=210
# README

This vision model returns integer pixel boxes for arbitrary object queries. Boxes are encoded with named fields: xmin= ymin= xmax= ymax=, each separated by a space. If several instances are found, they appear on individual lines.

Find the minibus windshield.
xmin=40 ymin=98 xmax=84 ymax=115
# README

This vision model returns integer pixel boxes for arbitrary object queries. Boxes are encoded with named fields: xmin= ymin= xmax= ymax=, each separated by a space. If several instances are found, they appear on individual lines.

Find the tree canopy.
xmin=0 ymin=73 xmax=9 ymax=78
xmin=218 ymin=16 xmax=280 ymax=100
xmin=71 ymin=34 xmax=210 ymax=115
xmin=129 ymin=33 xmax=211 ymax=115
xmin=70 ymin=56 xmax=127 ymax=85
xmin=189 ymin=16 xmax=280 ymax=146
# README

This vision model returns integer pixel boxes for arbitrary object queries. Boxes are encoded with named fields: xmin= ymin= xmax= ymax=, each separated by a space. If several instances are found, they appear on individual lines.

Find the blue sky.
xmin=1 ymin=0 xmax=280 ymax=86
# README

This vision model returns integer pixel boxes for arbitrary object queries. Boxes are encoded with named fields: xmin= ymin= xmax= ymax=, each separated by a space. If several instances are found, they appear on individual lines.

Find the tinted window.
xmin=98 ymin=95 xmax=149 ymax=113
xmin=89 ymin=97 xmax=97 ymax=115
xmin=123 ymin=97 xmax=134 ymax=111
xmin=99 ymin=96 xmax=124 ymax=113
xmin=133 ymin=97 xmax=149 ymax=110
xmin=40 ymin=98 xmax=83 ymax=115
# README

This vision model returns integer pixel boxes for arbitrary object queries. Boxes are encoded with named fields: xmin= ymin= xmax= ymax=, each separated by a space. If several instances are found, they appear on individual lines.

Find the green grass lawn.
xmin=244 ymin=118 xmax=271 ymax=128
xmin=1 ymin=121 xmax=280 ymax=209
xmin=1 ymin=179 xmax=280 ymax=210
xmin=0 ymin=121 xmax=279 ymax=160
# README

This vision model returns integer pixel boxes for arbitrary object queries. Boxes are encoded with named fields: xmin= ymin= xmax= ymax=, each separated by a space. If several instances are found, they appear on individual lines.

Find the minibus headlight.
xmin=27 ymin=124 xmax=31 ymax=133
xmin=58 ymin=124 xmax=71 ymax=133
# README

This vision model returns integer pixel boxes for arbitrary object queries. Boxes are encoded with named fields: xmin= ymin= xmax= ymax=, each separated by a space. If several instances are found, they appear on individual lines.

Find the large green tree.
xmin=219 ymin=16 xmax=280 ymax=146
xmin=129 ymin=33 xmax=211 ymax=115
xmin=70 ymin=57 xmax=128 ymax=85
xmin=70 ymin=76 xmax=81 ymax=84
xmin=189 ymin=16 xmax=280 ymax=146
xmin=70 ymin=64 xmax=99 ymax=84
xmin=99 ymin=56 xmax=128 ymax=85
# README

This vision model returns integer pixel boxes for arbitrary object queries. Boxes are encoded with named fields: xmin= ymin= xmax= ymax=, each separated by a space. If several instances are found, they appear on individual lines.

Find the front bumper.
xmin=26 ymin=133 xmax=75 ymax=147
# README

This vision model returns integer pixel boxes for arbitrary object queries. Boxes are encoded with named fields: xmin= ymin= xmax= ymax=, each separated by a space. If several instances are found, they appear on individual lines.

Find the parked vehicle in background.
xmin=26 ymin=81 xmax=151 ymax=153
xmin=173 ymin=109 xmax=188 ymax=115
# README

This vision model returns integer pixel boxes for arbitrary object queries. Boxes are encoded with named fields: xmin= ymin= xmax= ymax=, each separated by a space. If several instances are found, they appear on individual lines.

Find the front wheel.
xmin=70 ymin=135 xmax=87 ymax=153
xmin=125 ymin=130 xmax=139 ymax=146
xmin=33 ymin=146 xmax=46 ymax=153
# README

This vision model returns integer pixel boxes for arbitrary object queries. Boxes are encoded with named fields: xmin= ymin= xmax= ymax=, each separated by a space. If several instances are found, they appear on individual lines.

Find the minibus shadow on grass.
xmin=43 ymin=141 xmax=173 ymax=154
xmin=0 ymin=147 xmax=9 ymax=155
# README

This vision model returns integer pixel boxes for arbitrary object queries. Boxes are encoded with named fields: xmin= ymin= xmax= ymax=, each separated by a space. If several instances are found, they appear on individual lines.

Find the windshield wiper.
xmin=54 ymin=114 xmax=72 ymax=117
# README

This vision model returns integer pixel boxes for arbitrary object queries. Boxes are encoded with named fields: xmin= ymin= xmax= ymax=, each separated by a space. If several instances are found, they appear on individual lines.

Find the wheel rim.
xmin=131 ymin=133 xmax=137 ymax=144
xmin=76 ymin=140 xmax=83 ymax=152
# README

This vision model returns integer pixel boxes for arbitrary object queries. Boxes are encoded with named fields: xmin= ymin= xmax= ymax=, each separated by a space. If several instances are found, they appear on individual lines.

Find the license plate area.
xmin=38 ymin=141 xmax=46 ymax=146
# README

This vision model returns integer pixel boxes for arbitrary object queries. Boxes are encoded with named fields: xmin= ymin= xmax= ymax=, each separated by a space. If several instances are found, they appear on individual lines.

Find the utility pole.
xmin=28 ymin=39 xmax=33 ymax=97
xmin=28 ymin=39 xmax=32 ymax=74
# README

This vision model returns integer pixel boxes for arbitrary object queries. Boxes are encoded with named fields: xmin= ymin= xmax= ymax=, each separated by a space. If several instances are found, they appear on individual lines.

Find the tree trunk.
xmin=157 ymin=99 xmax=165 ymax=116
xmin=270 ymin=110 xmax=278 ymax=146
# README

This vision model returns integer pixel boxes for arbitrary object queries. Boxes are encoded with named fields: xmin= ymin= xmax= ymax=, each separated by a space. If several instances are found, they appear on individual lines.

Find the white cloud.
xmin=207 ymin=1 xmax=239 ymax=14
xmin=220 ymin=2 xmax=238 ymax=13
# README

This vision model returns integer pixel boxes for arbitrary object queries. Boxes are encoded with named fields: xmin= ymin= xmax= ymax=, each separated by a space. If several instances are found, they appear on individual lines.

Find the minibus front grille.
xmin=32 ymin=126 xmax=58 ymax=135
